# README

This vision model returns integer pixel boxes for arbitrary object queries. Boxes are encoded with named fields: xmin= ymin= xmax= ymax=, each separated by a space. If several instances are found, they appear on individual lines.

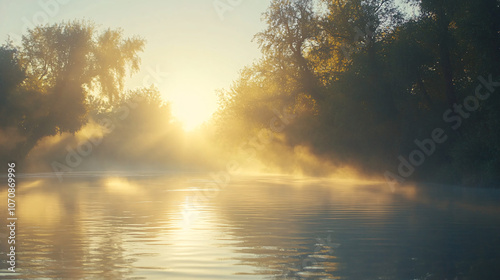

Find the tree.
xmin=215 ymin=0 xmax=500 ymax=186
xmin=0 ymin=43 xmax=25 ymax=127
xmin=20 ymin=21 xmax=144 ymax=101
xmin=255 ymin=0 xmax=323 ymax=102
xmin=1 ymin=21 xmax=145 ymax=162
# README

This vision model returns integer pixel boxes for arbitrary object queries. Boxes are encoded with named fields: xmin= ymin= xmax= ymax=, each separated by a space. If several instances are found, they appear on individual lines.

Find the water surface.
xmin=1 ymin=173 xmax=500 ymax=279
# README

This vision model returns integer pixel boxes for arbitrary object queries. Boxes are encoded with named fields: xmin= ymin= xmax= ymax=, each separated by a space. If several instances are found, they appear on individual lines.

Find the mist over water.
xmin=1 ymin=1 xmax=500 ymax=279
xmin=1 ymin=174 xmax=500 ymax=279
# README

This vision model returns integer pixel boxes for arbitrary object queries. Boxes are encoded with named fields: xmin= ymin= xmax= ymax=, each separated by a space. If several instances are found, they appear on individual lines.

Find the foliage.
xmin=215 ymin=0 xmax=500 ymax=186
xmin=0 ymin=21 xmax=145 ymax=163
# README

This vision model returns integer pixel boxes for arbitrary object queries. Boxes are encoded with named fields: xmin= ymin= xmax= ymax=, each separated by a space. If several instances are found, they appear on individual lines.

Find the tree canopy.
xmin=0 ymin=21 xmax=145 ymax=163
xmin=215 ymin=0 xmax=500 ymax=186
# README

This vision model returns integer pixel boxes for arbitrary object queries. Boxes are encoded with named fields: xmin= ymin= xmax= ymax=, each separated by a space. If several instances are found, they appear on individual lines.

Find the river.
xmin=1 ymin=173 xmax=500 ymax=279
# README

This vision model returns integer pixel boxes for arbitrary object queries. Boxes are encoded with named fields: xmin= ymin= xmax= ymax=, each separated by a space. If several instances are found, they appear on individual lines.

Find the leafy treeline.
xmin=0 ymin=21 xmax=192 ymax=172
xmin=215 ymin=0 xmax=500 ymax=186
xmin=1 ymin=1 xmax=499 ymax=186
xmin=0 ymin=21 xmax=219 ymax=173
xmin=0 ymin=21 xmax=146 ymax=164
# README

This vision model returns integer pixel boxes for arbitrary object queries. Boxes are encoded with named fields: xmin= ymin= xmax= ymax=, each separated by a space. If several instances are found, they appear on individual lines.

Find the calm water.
xmin=1 ymin=173 xmax=500 ymax=279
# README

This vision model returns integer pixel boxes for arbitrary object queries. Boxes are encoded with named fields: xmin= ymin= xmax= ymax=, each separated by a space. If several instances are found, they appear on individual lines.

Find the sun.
xmin=166 ymin=89 xmax=218 ymax=131
xmin=146 ymin=47 xmax=224 ymax=131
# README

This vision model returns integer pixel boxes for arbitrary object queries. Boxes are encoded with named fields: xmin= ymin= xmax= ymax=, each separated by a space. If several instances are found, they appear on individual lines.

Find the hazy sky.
xmin=0 ymin=0 xmax=270 ymax=130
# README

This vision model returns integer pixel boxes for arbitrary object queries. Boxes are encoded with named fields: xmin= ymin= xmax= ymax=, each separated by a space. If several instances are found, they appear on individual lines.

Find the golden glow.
xmin=152 ymin=48 xmax=223 ymax=131
xmin=166 ymin=87 xmax=217 ymax=131
xmin=16 ymin=191 xmax=62 ymax=225
xmin=103 ymin=177 xmax=140 ymax=195
xmin=18 ymin=179 xmax=43 ymax=190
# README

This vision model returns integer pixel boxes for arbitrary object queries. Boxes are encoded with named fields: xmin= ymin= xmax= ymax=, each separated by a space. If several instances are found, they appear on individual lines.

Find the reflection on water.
xmin=1 ymin=174 xmax=500 ymax=279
